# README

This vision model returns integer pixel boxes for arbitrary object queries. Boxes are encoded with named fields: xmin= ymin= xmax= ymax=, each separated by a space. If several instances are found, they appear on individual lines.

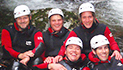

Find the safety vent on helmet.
xmin=90 ymin=35 xmax=110 ymax=49
xmin=14 ymin=5 xmax=31 ymax=18
xmin=65 ymin=37 xmax=83 ymax=49
xmin=79 ymin=2 xmax=95 ymax=15
xmin=48 ymin=8 xmax=64 ymax=18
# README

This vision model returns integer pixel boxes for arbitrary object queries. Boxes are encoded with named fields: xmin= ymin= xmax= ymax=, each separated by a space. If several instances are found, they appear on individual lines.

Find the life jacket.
xmin=88 ymin=52 xmax=123 ymax=70
xmin=93 ymin=57 xmax=123 ymax=70
xmin=59 ymin=54 xmax=90 ymax=70
xmin=2 ymin=23 xmax=40 ymax=60
xmin=43 ymin=26 xmax=69 ymax=57
xmin=73 ymin=22 xmax=106 ymax=55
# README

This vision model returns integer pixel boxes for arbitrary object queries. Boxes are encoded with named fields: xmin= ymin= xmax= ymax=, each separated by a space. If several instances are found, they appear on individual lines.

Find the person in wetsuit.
xmin=89 ymin=34 xmax=123 ymax=70
xmin=58 ymin=2 xmax=122 ymax=63
xmin=1 ymin=5 xmax=44 ymax=70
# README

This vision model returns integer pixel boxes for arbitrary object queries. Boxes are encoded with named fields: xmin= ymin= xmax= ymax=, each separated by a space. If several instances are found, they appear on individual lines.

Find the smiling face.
xmin=16 ymin=15 xmax=31 ymax=31
xmin=65 ymin=44 xmax=81 ymax=62
xmin=81 ymin=11 xmax=94 ymax=28
xmin=50 ymin=14 xmax=63 ymax=32
xmin=92 ymin=44 xmax=109 ymax=61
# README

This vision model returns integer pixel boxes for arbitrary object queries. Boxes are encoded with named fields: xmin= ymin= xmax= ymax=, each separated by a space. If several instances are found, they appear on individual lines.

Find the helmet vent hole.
xmin=69 ymin=40 xmax=71 ymax=42
xmin=95 ymin=42 xmax=98 ymax=44
xmin=23 ymin=10 xmax=26 ymax=12
xmin=14 ymin=13 xmax=16 ymax=15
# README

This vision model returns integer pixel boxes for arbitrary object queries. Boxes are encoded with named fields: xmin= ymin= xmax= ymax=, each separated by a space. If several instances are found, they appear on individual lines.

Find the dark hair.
xmin=92 ymin=12 xmax=97 ymax=23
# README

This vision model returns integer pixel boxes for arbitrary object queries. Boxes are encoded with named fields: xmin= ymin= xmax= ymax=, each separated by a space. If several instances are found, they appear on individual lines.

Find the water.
xmin=96 ymin=0 xmax=123 ymax=27
xmin=2 ymin=0 xmax=105 ymax=11
xmin=110 ymin=0 xmax=123 ymax=26
xmin=0 ymin=0 xmax=123 ymax=51
xmin=2 ymin=0 xmax=123 ymax=26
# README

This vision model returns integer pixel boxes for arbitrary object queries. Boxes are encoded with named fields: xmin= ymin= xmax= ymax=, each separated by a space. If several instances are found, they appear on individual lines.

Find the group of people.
xmin=1 ymin=2 xmax=123 ymax=70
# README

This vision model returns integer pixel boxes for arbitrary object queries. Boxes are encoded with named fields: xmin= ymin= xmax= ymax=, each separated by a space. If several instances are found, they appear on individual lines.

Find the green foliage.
xmin=31 ymin=8 xmax=79 ymax=31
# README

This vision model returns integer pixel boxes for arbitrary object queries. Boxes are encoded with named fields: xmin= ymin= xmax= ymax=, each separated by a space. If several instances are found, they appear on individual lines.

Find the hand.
xmin=23 ymin=50 xmax=34 ymax=57
xmin=111 ymin=50 xmax=122 ymax=60
xmin=53 ymin=55 xmax=63 ymax=63
xmin=48 ymin=63 xmax=67 ymax=70
xmin=18 ymin=53 xmax=28 ymax=59
xmin=18 ymin=50 xmax=34 ymax=59
xmin=44 ymin=57 xmax=54 ymax=63
xmin=20 ymin=56 xmax=30 ymax=65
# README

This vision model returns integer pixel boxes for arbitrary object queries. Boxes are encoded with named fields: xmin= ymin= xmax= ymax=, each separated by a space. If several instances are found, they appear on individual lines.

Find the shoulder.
xmin=2 ymin=25 xmax=15 ymax=35
xmin=30 ymin=26 xmax=41 ymax=33
xmin=98 ymin=23 xmax=107 ymax=28
xmin=72 ymin=25 xmax=83 ymax=33
xmin=73 ymin=25 xmax=81 ymax=30
xmin=42 ymin=30 xmax=49 ymax=35
xmin=3 ymin=25 xmax=14 ymax=30
xmin=59 ymin=60 xmax=72 ymax=70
